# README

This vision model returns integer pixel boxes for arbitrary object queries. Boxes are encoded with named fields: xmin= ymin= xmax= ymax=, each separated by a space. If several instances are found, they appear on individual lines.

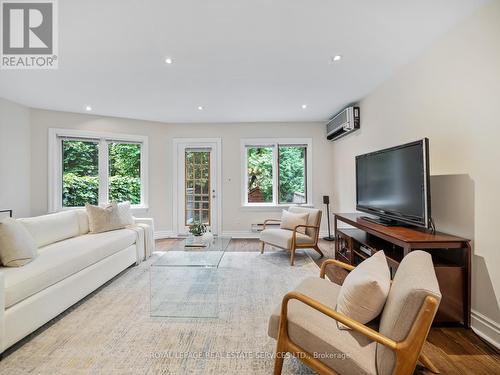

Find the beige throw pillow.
xmin=336 ymin=250 xmax=391 ymax=329
xmin=86 ymin=203 xmax=129 ymax=234
xmin=280 ymin=210 xmax=309 ymax=235
xmin=0 ymin=218 xmax=38 ymax=267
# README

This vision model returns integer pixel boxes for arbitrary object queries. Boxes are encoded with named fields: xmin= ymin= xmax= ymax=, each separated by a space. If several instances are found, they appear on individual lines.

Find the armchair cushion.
xmin=280 ymin=210 xmax=309 ymax=234
xmin=376 ymin=251 xmax=442 ymax=375
xmin=260 ymin=228 xmax=314 ymax=250
xmin=268 ymin=277 xmax=377 ymax=375
xmin=336 ymin=250 xmax=390 ymax=329
xmin=288 ymin=207 xmax=321 ymax=238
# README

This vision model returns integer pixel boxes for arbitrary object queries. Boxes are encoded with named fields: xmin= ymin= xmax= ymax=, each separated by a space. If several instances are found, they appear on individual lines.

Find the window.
xmin=242 ymin=139 xmax=312 ymax=206
xmin=62 ymin=139 xmax=99 ymax=207
xmin=108 ymin=142 xmax=142 ymax=204
xmin=278 ymin=145 xmax=307 ymax=204
xmin=49 ymin=129 xmax=148 ymax=211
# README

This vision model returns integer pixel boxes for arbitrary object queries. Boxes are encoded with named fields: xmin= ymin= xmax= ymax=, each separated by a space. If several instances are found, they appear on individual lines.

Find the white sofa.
xmin=0 ymin=209 xmax=155 ymax=353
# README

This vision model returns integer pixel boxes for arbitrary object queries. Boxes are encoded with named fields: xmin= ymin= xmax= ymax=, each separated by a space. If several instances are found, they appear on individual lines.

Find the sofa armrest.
xmin=0 ymin=271 xmax=5 ymax=353
xmin=132 ymin=217 xmax=156 ymax=257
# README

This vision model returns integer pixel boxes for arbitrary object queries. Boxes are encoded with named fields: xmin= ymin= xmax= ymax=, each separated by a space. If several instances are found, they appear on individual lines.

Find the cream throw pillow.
xmin=0 ymin=218 xmax=38 ymax=267
xmin=111 ymin=201 xmax=134 ymax=225
xmin=336 ymin=250 xmax=391 ymax=329
xmin=86 ymin=203 xmax=130 ymax=234
xmin=280 ymin=210 xmax=309 ymax=235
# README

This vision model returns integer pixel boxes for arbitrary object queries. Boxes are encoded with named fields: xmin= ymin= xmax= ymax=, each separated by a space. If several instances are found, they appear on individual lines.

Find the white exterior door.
xmin=173 ymin=139 xmax=221 ymax=236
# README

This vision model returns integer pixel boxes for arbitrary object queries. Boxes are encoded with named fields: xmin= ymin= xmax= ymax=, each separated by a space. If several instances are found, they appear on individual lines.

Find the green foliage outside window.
xmin=246 ymin=145 xmax=306 ymax=204
xmin=62 ymin=140 xmax=141 ymax=207
xmin=247 ymin=147 xmax=273 ymax=202
xmin=278 ymin=146 xmax=306 ymax=203
xmin=108 ymin=143 xmax=141 ymax=204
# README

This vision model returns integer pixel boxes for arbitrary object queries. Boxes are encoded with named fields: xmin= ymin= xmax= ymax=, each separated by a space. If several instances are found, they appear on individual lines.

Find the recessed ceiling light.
xmin=332 ymin=55 xmax=342 ymax=62
xmin=85 ymin=105 xmax=92 ymax=111
xmin=301 ymin=104 xmax=308 ymax=109
xmin=197 ymin=106 xmax=204 ymax=111
xmin=165 ymin=57 xmax=173 ymax=64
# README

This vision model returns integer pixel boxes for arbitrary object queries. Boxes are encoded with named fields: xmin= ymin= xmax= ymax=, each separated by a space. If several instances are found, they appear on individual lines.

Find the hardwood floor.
xmin=155 ymin=237 xmax=500 ymax=374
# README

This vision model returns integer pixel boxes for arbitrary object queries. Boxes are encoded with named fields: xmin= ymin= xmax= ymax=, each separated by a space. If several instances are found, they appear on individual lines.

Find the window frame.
xmin=48 ymin=128 xmax=149 ymax=212
xmin=241 ymin=138 xmax=312 ymax=208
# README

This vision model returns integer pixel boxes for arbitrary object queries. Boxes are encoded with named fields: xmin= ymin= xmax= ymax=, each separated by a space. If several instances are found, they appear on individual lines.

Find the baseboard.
xmin=154 ymin=230 xmax=177 ymax=239
xmin=471 ymin=309 xmax=500 ymax=350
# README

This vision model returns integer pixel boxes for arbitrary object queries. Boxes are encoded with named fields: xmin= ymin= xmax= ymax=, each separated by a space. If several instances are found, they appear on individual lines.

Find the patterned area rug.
xmin=0 ymin=251 xmax=320 ymax=374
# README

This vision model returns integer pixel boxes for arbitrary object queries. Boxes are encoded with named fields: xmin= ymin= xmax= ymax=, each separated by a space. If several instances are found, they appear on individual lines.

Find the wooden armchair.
xmin=259 ymin=207 xmax=323 ymax=266
xmin=268 ymin=251 xmax=442 ymax=375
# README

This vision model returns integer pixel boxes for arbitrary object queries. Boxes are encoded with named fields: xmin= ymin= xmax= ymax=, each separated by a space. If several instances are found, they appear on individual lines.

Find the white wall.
xmin=29 ymin=110 xmax=334 ymax=236
xmin=331 ymin=1 xmax=500 ymax=347
xmin=0 ymin=98 xmax=31 ymax=218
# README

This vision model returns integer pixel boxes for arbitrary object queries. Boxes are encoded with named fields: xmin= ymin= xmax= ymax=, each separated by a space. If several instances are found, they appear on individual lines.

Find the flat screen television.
xmin=356 ymin=138 xmax=431 ymax=228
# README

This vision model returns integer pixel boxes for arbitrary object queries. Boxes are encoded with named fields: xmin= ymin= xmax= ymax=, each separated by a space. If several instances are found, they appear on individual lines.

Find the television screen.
xmin=356 ymin=139 xmax=430 ymax=227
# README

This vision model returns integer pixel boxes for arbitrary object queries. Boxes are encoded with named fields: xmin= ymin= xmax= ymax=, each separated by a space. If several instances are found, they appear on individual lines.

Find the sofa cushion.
xmin=260 ymin=228 xmax=314 ymax=249
xmin=18 ymin=211 xmax=80 ymax=248
xmin=376 ymin=251 xmax=442 ymax=375
xmin=288 ymin=207 xmax=321 ymax=238
xmin=1 ymin=229 xmax=137 ymax=308
xmin=336 ymin=251 xmax=391 ymax=329
xmin=268 ymin=277 xmax=377 ymax=375
xmin=0 ymin=218 xmax=38 ymax=267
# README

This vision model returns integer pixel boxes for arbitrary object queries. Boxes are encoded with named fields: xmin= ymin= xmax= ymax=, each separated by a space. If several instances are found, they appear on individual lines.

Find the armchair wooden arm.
xmin=292 ymin=224 xmax=320 ymax=243
xmin=274 ymin=291 xmax=439 ymax=375
xmin=263 ymin=219 xmax=281 ymax=230
xmin=281 ymin=291 xmax=397 ymax=349
xmin=319 ymin=259 xmax=355 ymax=279
xmin=293 ymin=224 xmax=320 ymax=234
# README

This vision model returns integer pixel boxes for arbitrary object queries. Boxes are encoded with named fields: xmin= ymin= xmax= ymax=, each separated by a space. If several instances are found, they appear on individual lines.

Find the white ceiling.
xmin=0 ymin=0 xmax=487 ymax=123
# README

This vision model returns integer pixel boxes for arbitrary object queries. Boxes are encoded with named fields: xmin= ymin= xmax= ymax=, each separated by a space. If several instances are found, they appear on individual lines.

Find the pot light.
xmin=85 ymin=105 xmax=92 ymax=111
xmin=332 ymin=55 xmax=342 ymax=62
xmin=197 ymin=106 xmax=204 ymax=111
xmin=165 ymin=57 xmax=173 ymax=64
xmin=301 ymin=104 xmax=308 ymax=109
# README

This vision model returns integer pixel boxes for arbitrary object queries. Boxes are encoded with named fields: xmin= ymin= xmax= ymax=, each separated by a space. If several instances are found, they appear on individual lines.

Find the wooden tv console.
xmin=334 ymin=213 xmax=471 ymax=327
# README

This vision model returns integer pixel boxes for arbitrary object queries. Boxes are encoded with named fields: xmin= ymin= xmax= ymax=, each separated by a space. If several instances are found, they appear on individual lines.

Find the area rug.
xmin=0 ymin=251 xmax=320 ymax=374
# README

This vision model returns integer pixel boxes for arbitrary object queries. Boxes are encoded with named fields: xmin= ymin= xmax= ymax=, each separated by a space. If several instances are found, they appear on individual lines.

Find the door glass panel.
xmin=185 ymin=150 xmax=211 ymax=226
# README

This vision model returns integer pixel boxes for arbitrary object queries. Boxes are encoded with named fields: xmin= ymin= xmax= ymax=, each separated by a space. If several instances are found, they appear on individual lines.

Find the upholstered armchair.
xmin=259 ymin=207 xmax=323 ymax=266
xmin=268 ymin=251 xmax=442 ymax=375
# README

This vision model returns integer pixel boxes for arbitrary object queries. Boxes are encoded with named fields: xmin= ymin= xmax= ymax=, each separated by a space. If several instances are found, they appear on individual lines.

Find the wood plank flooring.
xmin=155 ymin=237 xmax=500 ymax=374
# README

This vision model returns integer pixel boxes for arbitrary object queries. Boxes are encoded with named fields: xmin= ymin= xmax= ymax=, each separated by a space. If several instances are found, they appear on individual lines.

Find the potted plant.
xmin=189 ymin=222 xmax=207 ymax=238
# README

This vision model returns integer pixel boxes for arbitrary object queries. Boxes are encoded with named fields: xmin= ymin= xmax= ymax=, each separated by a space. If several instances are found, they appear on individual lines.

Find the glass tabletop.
xmin=151 ymin=236 xmax=231 ymax=267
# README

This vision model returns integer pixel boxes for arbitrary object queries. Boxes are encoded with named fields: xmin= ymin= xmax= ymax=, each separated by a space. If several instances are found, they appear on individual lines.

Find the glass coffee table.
xmin=150 ymin=237 xmax=231 ymax=318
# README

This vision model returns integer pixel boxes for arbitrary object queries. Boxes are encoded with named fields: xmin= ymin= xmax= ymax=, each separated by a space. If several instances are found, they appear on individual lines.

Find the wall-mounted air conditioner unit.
xmin=326 ymin=106 xmax=360 ymax=141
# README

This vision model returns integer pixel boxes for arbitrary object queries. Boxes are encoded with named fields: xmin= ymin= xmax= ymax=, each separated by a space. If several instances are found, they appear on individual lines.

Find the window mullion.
xmin=272 ymin=144 xmax=278 ymax=205
xmin=98 ymin=139 xmax=109 ymax=205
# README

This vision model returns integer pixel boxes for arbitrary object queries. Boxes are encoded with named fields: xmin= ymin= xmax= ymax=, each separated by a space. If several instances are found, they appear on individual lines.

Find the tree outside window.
xmin=245 ymin=141 xmax=309 ymax=205
xmin=61 ymin=139 xmax=142 ymax=207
